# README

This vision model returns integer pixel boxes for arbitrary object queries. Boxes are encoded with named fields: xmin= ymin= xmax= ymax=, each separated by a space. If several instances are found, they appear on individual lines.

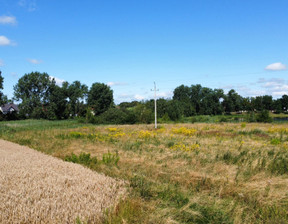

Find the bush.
xmin=86 ymin=107 xmax=137 ymax=124
xmin=246 ymin=111 xmax=256 ymax=122
xmin=256 ymin=110 xmax=272 ymax=123
xmin=102 ymin=151 xmax=120 ymax=166
xmin=65 ymin=152 xmax=97 ymax=167
xmin=99 ymin=108 xmax=129 ymax=124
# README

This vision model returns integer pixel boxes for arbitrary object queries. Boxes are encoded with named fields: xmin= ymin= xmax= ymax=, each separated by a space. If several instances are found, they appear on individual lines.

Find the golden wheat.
xmin=0 ymin=139 xmax=126 ymax=223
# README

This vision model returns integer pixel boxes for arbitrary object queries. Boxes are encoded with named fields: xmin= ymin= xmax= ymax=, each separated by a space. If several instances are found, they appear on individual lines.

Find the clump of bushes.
xmin=65 ymin=151 xmax=120 ymax=167
xmin=256 ymin=110 xmax=273 ymax=123
xmin=65 ymin=152 xmax=97 ymax=167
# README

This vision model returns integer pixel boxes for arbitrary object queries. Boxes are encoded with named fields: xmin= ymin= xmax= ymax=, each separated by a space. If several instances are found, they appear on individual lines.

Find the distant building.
xmin=0 ymin=103 xmax=19 ymax=115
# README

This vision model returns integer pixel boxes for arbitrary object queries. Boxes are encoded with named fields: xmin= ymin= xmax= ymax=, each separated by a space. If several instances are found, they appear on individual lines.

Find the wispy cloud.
xmin=134 ymin=94 xmax=145 ymax=100
xmin=265 ymin=62 xmax=287 ymax=71
xmin=10 ymin=72 xmax=18 ymax=78
xmin=0 ymin=59 xmax=4 ymax=66
xmin=157 ymin=91 xmax=173 ymax=98
xmin=50 ymin=76 xmax=65 ymax=86
xmin=18 ymin=0 xmax=37 ymax=12
xmin=0 ymin=15 xmax=17 ymax=25
xmin=0 ymin=35 xmax=15 ymax=46
xmin=27 ymin=58 xmax=42 ymax=64
xmin=220 ymin=85 xmax=235 ymax=90
xmin=107 ymin=82 xmax=128 ymax=86
xmin=257 ymin=78 xmax=288 ymax=97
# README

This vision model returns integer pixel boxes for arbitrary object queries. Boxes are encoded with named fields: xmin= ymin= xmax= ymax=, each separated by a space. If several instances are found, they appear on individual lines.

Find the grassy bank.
xmin=0 ymin=119 xmax=288 ymax=223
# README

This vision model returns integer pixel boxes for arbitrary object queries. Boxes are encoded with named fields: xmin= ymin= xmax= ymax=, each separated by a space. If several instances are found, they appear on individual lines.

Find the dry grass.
xmin=1 ymin=120 xmax=288 ymax=223
xmin=0 ymin=139 xmax=126 ymax=223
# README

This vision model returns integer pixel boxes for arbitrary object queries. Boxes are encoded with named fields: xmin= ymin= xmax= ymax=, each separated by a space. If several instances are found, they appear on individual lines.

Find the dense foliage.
xmin=0 ymin=71 xmax=8 ymax=106
xmin=87 ymin=82 xmax=113 ymax=115
xmin=1 ymin=70 xmax=288 ymax=123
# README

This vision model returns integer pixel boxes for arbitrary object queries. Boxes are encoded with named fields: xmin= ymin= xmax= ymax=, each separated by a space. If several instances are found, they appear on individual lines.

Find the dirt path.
xmin=0 ymin=139 xmax=126 ymax=223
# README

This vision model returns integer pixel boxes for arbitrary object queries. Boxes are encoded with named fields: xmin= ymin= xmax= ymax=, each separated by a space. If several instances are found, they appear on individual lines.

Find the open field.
xmin=0 ymin=120 xmax=288 ymax=223
xmin=0 ymin=139 xmax=126 ymax=223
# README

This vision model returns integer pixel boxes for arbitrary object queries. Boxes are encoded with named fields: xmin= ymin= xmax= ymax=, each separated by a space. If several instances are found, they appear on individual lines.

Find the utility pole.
xmin=151 ymin=82 xmax=159 ymax=129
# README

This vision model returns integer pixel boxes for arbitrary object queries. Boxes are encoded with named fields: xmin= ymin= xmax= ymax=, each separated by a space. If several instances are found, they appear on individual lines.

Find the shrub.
xmin=65 ymin=152 xmax=97 ymax=167
xmin=102 ymin=151 xmax=120 ymax=166
xmin=270 ymin=138 xmax=281 ymax=145
xmin=256 ymin=110 xmax=272 ymax=123
xmin=130 ymin=175 xmax=153 ymax=199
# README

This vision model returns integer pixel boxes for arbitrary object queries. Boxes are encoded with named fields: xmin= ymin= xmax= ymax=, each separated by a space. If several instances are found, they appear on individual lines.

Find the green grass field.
xmin=1 ymin=119 xmax=288 ymax=223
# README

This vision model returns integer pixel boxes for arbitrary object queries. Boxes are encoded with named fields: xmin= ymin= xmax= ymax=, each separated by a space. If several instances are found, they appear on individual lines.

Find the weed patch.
xmin=157 ymin=186 xmax=189 ymax=208
xmin=174 ymin=203 xmax=233 ymax=224
xmin=268 ymin=151 xmax=288 ymax=175
xmin=102 ymin=151 xmax=120 ymax=166
xmin=65 ymin=152 xmax=98 ymax=167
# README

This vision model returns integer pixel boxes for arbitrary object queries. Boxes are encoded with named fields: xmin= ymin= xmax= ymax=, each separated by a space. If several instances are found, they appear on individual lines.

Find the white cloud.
xmin=0 ymin=16 xmax=17 ymax=25
xmin=27 ymin=58 xmax=42 ymax=64
xmin=18 ymin=0 xmax=37 ymax=12
xmin=107 ymin=82 xmax=127 ymax=86
xmin=272 ymin=91 xmax=288 ymax=97
xmin=157 ymin=91 xmax=173 ymax=98
xmin=134 ymin=94 xmax=145 ymax=100
xmin=232 ymin=84 xmax=266 ymax=97
xmin=50 ymin=76 xmax=65 ymax=86
xmin=256 ymin=78 xmax=288 ymax=97
xmin=265 ymin=62 xmax=287 ymax=71
xmin=0 ymin=36 xmax=15 ymax=46
xmin=0 ymin=59 xmax=4 ymax=66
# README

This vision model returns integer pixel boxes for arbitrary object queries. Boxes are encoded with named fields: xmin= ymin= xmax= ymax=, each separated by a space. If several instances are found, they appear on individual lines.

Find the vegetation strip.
xmin=0 ymin=120 xmax=288 ymax=223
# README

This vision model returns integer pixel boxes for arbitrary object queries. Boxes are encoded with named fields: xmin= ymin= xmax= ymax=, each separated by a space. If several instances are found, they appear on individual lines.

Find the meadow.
xmin=0 ymin=119 xmax=287 ymax=223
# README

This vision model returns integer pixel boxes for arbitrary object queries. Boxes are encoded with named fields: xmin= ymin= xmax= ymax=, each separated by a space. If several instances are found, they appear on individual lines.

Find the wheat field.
xmin=0 ymin=139 xmax=126 ymax=223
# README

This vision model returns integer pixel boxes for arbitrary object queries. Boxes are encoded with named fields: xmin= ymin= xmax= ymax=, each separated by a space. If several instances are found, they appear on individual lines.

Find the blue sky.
xmin=1 ymin=0 xmax=288 ymax=104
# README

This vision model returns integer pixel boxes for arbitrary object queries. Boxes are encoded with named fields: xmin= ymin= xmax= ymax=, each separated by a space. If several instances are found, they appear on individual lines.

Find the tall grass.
xmin=1 ymin=120 xmax=288 ymax=223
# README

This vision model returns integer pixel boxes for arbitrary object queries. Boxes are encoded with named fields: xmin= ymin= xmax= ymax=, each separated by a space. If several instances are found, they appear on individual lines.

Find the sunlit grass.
xmin=0 ymin=120 xmax=288 ymax=223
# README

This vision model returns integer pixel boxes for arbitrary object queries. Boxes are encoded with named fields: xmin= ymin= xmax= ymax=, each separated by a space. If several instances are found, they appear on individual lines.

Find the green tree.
xmin=65 ymin=81 xmax=88 ymax=116
xmin=167 ymin=100 xmax=183 ymax=121
xmin=0 ymin=71 xmax=8 ymax=105
xmin=196 ymin=87 xmax=223 ymax=115
xmin=280 ymin=95 xmax=288 ymax=112
xmin=190 ymin=84 xmax=202 ymax=114
xmin=242 ymin=97 xmax=252 ymax=111
xmin=13 ymin=72 xmax=56 ymax=118
xmin=48 ymin=85 xmax=69 ymax=119
xmin=273 ymin=98 xmax=282 ymax=113
xmin=173 ymin=85 xmax=195 ymax=116
xmin=251 ymin=96 xmax=264 ymax=111
xmin=222 ymin=89 xmax=243 ymax=113
xmin=262 ymin=95 xmax=273 ymax=111
xmin=133 ymin=103 xmax=153 ymax=124
xmin=87 ymin=82 xmax=113 ymax=115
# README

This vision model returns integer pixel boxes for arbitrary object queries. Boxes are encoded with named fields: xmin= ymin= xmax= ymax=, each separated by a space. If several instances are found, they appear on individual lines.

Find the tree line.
xmin=1 ymin=71 xmax=288 ymax=123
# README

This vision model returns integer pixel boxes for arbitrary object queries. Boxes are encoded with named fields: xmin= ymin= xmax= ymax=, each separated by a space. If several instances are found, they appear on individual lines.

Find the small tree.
xmin=87 ymin=82 xmax=113 ymax=116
